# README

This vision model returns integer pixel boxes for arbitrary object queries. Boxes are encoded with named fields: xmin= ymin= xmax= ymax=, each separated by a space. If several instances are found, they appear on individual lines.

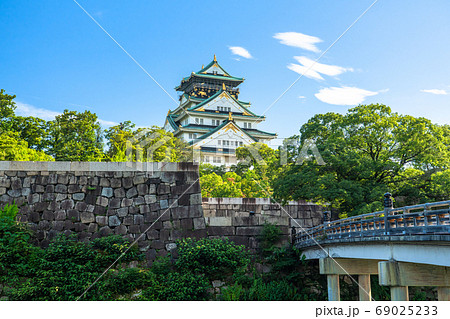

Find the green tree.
xmin=104 ymin=123 xmax=190 ymax=162
xmin=0 ymin=131 xmax=53 ymax=161
xmin=273 ymin=104 xmax=450 ymax=216
xmin=46 ymin=110 xmax=104 ymax=161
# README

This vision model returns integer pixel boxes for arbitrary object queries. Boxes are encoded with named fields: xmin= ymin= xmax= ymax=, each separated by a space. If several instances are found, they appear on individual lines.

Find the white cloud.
xmin=16 ymin=102 xmax=61 ymax=120
xmin=273 ymin=32 xmax=322 ymax=53
xmin=295 ymin=56 xmax=353 ymax=76
xmin=228 ymin=46 xmax=253 ymax=59
xmin=314 ymin=86 xmax=379 ymax=105
xmin=15 ymin=101 xmax=118 ymax=127
xmin=287 ymin=63 xmax=323 ymax=80
xmin=420 ymin=89 xmax=448 ymax=95
xmin=298 ymin=96 xmax=306 ymax=99
xmin=287 ymin=56 xmax=353 ymax=81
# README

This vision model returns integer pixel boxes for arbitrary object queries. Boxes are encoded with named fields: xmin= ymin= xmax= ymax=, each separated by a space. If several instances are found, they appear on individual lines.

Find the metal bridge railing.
xmin=295 ymin=197 xmax=450 ymax=247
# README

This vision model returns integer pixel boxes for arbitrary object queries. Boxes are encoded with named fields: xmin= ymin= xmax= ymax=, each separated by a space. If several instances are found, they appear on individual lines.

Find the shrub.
xmin=175 ymin=237 xmax=250 ymax=281
xmin=140 ymin=272 xmax=210 ymax=301
xmin=260 ymin=222 xmax=282 ymax=256
xmin=9 ymin=234 xmax=144 ymax=301
xmin=0 ymin=204 xmax=38 ymax=286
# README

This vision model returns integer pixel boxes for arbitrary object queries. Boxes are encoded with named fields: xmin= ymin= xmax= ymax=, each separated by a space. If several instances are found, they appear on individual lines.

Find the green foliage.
xmin=104 ymin=123 xmax=191 ymax=162
xmin=0 ymin=204 xmax=38 ymax=287
xmin=140 ymin=271 xmax=210 ymax=301
xmin=199 ymin=171 xmax=244 ymax=197
xmin=260 ymin=222 xmax=282 ymax=256
xmin=175 ymin=237 xmax=250 ymax=281
xmin=0 ymin=131 xmax=54 ymax=161
xmin=46 ymin=110 xmax=104 ymax=161
xmin=199 ymin=163 xmax=226 ymax=177
xmin=0 ymin=214 xmax=145 ymax=301
xmin=273 ymin=104 xmax=450 ymax=216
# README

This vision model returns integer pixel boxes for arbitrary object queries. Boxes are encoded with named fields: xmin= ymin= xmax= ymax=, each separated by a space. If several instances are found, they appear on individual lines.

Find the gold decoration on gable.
xmin=224 ymin=122 xmax=238 ymax=133
xmin=243 ymin=111 xmax=251 ymax=116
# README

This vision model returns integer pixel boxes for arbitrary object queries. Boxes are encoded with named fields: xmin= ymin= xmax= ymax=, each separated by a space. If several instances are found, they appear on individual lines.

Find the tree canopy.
xmin=273 ymin=104 xmax=450 ymax=216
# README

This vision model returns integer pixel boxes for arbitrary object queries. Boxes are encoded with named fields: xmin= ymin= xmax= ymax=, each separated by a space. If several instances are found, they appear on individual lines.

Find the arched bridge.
xmin=295 ymin=199 xmax=450 ymax=301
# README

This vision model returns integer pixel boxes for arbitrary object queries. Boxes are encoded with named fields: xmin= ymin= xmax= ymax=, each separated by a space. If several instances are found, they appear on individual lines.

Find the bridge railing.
xmin=295 ymin=200 xmax=450 ymax=247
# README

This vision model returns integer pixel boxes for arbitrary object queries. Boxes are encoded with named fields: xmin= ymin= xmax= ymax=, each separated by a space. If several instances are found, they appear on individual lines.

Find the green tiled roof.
xmin=187 ymin=89 xmax=257 ymax=116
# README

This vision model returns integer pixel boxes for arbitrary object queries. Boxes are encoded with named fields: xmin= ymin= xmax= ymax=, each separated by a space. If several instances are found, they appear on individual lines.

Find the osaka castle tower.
xmin=163 ymin=55 xmax=277 ymax=166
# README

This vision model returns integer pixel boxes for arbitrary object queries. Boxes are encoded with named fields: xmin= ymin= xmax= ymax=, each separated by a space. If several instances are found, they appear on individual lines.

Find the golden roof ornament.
xmin=213 ymin=54 xmax=217 ymax=62
xmin=202 ymin=64 xmax=204 ymax=69
xmin=228 ymin=112 xmax=233 ymax=121
xmin=222 ymin=83 xmax=226 ymax=90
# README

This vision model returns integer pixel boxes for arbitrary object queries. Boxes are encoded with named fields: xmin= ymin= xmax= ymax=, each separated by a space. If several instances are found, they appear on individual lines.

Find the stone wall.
xmin=202 ymin=197 xmax=326 ymax=253
xmin=0 ymin=161 xmax=328 ymax=263
xmin=0 ymin=161 xmax=204 ymax=264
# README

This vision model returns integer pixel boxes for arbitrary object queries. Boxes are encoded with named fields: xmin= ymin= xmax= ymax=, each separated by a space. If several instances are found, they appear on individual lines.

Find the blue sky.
xmin=1 ymin=0 xmax=450 ymax=139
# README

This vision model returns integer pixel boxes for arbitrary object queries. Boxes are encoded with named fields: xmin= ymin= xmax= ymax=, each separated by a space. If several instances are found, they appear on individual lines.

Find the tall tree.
xmin=104 ymin=123 xmax=190 ymax=162
xmin=273 ymin=104 xmax=450 ymax=216
xmin=47 ymin=110 xmax=104 ymax=161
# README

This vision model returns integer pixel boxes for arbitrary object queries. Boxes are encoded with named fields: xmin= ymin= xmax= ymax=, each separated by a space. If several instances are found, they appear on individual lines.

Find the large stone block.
xmin=180 ymin=218 xmax=193 ymax=230
xmin=235 ymin=226 xmax=263 ymax=236
xmin=121 ymin=198 xmax=133 ymax=207
xmin=189 ymin=205 xmax=203 ymax=218
xmin=108 ymin=215 xmax=121 ymax=227
xmin=101 ymin=187 xmax=113 ymax=198
xmin=96 ymin=196 xmax=108 ymax=207
xmin=67 ymin=209 xmax=80 ymax=221
xmin=73 ymin=193 xmax=85 ymax=201
xmin=232 ymin=216 xmax=260 ymax=226
xmin=190 ymin=193 xmax=202 ymax=205
xmin=99 ymin=226 xmax=113 ymax=236
xmin=126 ymin=187 xmax=138 ymax=198
xmin=193 ymin=217 xmax=206 ymax=230
xmin=259 ymin=216 xmax=290 ymax=226
xmin=117 ymin=207 xmax=129 ymax=217
xmin=114 ymin=188 xmax=125 ymax=198
xmin=207 ymin=226 xmax=235 ymax=236
xmin=81 ymin=212 xmax=95 ymax=224
xmin=171 ymin=206 xmax=189 ymax=219
xmin=206 ymin=217 xmax=232 ymax=227
xmin=96 ymin=216 xmax=108 ymax=226
xmin=159 ymin=199 xmax=169 ymax=209
xmin=60 ymin=199 xmax=74 ymax=210
xmin=157 ymin=183 xmax=170 ymax=195
xmin=114 ymin=224 xmax=127 ymax=235
xmin=123 ymin=177 xmax=133 ymax=189
xmin=55 ymin=184 xmax=67 ymax=193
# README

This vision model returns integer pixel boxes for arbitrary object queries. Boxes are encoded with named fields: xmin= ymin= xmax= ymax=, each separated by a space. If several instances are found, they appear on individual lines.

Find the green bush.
xmin=140 ymin=271 xmax=210 ymax=301
xmin=0 ymin=204 xmax=38 ymax=287
xmin=175 ymin=237 xmax=250 ymax=281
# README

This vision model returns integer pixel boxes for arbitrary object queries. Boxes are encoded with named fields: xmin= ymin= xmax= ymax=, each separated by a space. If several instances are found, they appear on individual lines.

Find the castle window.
xmin=195 ymin=118 xmax=203 ymax=125
xmin=218 ymin=140 xmax=221 ymax=145
xmin=239 ymin=142 xmax=243 ymax=146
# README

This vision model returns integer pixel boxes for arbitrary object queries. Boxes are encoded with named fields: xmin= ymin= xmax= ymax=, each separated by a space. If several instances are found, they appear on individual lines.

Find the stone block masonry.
xmin=0 ymin=161 xmax=202 ymax=264
xmin=202 ymin=197 xmax=327 ymax=253
xmin=0 ymin=161 xmax=327 ymax=262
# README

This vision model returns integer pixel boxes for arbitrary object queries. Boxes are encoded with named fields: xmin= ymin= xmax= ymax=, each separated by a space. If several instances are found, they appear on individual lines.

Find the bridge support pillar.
xmin=437 ymin=287 xmax=450 ymax=301
xmin=320 ymin=258 xmax=379 ymax=301
xmin=379 ymin=261 xmax=450 ymax=301
xmin=358 ymin=275 xmax=371 ymax=301
xmin=327 ymin=275 xmax=340 ymax=301
xmin=390 ymin=286 xmax=409 ymax=301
